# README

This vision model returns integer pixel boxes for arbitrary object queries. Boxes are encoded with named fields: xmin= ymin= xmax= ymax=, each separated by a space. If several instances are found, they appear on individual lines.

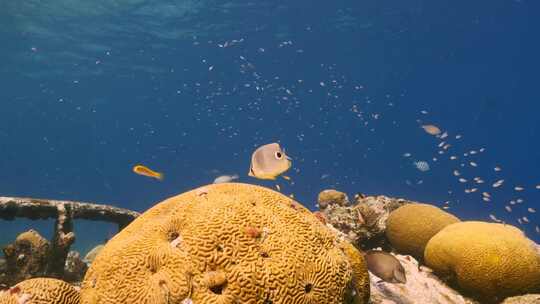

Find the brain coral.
xmin=385 ymin=203 xmax=460 ymax=259
xmin=424 ymin=221 xmax=540 ymax=301
xmin=0 ymin=277 xmax=80 ymax=304
xmin=80 ymin=183 xmax=369 ymax=304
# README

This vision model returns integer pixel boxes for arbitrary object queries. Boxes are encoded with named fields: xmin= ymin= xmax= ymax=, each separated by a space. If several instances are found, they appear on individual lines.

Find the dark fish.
xmin=365 ymin=250 xmax=406 ymax=284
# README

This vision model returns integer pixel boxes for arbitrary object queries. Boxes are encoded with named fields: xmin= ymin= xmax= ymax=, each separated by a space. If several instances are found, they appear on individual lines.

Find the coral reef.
xmin=0 ymin=197 xmax=139 ymax=284
xmin=318 ymin=189 xmax=350 ymax=209
xmin=0 ymin=277 xmax=80 ymax=304
xmin=385 ymin=203 xmax=460 ymax=259
xmin=80 ymin=183 xmax=369 ymax=304
xmin=320 ymin=192 xmax=409 ymax=249
xmin=0 ymin=230 xmax=88 ymax=287
xmin=425 ymin=221 xmax=540 ymax=302
xmin=63 ymin=251 xmax=87 ymax=283
xmin=1 ymin=230 xmax=50 ymax=286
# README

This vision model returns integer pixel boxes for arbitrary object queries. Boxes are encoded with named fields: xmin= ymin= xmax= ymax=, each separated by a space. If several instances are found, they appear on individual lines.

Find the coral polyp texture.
xmin=424 ymin=221 xmax=540 ymax=302
xmin=80 ymin=183 xmax=369 ymax=304
xmin=0 ymin=277 xmax=80 ymax=304
xmin=385 ymin=203 xmax=460 ymax=259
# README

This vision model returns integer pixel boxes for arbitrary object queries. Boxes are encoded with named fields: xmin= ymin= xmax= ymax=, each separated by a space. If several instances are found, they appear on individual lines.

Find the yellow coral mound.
xmin=80 ymin=183 xmax=369 ymax=304
xmin=0 ymin=278 xmax=80 ymax=304
xmin=385 ymin=203 xmax=460 ymax=259
xmin=425 ymin=221 xmax=540 ymax=301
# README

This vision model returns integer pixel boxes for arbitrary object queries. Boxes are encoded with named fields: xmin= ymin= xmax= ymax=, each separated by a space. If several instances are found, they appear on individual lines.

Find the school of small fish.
xmin=124 ymin=37 xmax=537 ymax=238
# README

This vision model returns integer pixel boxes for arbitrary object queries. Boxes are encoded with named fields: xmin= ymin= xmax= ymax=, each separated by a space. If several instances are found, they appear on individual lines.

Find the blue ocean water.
xmin=1 ymin=0 xmax=539 ymax=255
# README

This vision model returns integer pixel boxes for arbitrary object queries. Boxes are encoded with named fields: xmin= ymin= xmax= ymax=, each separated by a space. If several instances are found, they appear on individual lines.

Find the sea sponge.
xmin=80 ymin=183 xmax=369 ymax=304
xmin=0 ymin=277 xmax=80 ymax=304
xmin=385 ymin=203 xmax=460 ymax=259
xmin=424 ymin=221 xmax=540 ymax=301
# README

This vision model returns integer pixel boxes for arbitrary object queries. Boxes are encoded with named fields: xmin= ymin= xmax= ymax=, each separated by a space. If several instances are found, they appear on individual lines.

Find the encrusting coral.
xmin=80 ymin=183 xmax=370 ymax=304
xmin=385 ymin=203 xmax=460 ymax=259
xmin=424 ymin=221 xmax=540 ymax=302
xmin=0 ymin=277 xmax=80 ymax=304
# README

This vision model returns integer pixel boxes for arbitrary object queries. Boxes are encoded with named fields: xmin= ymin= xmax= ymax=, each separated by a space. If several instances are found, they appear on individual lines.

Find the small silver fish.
xmin=213 ymin=174 xmax=239 ymax=184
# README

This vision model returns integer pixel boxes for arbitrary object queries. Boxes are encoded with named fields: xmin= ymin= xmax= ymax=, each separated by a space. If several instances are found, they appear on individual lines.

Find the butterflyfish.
xmin=133 ymin=164 xmax=164 ymax=180
xmin=248 ymin=143 xmax=291 ymax=180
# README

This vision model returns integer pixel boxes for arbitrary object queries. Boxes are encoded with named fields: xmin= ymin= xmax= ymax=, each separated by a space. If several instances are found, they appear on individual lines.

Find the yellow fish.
xmin=133 ymin=164 xmax=164 ymax=181
xmin=248 ymin=143 xmax=291 ymax=180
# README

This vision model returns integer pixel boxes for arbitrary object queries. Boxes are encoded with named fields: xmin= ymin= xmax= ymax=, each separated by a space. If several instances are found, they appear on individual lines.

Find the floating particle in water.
xmin=421 ymin=110 xmax=429 ymax=114
xmin=527 ymin=208 xmax=536 ymax=213
xmin=458 ymin=178 xmax=468 ymax=183
xmin=455 ymin=134 xmax=462 ymax=139
xmin=492 ymin=179 xmax=504 ymax=188
xmin=516 ymin=198 xmax=524 ymax=203
xmin=494 ymin=166 xmax=502 ymax=172
xmin=413 ymin=161 xmax=430 ymax=172
xmin=432 ymin=157 xmax=438 ymax=162
xmin=453 ymin=170 xmax=461 ymax=176
xmin=479 ymin=148 xmax=485 ymax=152
xmin=505 ymin=205 xmax=512 ymax=212
xmin=514 ymin=186 xmax=524 ymax=191
xmin=536 ymin=226 xmax=540 ymax=234
xmin=403 ymin=153 xmax=411 ymax=157
xmin=421 ymin=124 xmax=441 ymax=135
xmin=469 ymin=162 xmax=478 ymax=167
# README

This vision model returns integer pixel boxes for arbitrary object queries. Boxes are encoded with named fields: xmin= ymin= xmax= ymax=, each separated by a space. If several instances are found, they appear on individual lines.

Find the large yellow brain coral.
xmin=424 ymin=221 xmax=540 ymax=301
xmin=80 ymin=183 xmax=369 ymax=304
xmin=0 ymin=278 xmax=80 ymax=304
xmin=385 ymin=203 xmax=460 ymax=259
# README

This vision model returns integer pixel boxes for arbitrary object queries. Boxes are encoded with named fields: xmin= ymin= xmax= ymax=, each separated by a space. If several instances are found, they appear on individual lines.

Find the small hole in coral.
xmin=251 ymin=202 xmax=256 ymax=206
xmin=263 ymin=297 xmax=273 ymax=304
xmin=210 ymin=283 xmax=225 ymax=295
xmin=304 ymin=283 xmax=313 ymax=293
xmin=260 ymin=252 xmax=269 ymax=258
xmin=168 ymin=232 xmax=179 ymax=242
xmin=216 ymin=244 xmax=224 ymax=252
